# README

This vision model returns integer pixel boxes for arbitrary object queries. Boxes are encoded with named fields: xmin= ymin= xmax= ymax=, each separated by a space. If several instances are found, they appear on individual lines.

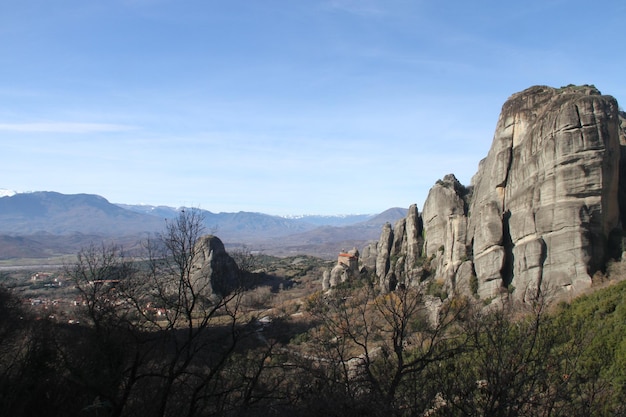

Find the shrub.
xmin=469 ymin=275 xmax=479 ymax=296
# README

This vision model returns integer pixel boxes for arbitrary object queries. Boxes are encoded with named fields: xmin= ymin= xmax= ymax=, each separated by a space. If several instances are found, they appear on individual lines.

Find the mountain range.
xmin=0 ymin=191 xmax=407 ymax=261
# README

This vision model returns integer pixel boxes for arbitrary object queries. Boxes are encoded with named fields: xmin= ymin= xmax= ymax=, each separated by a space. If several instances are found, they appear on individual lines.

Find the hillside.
xmin=0 ymin=192 xmax=164 ymax=235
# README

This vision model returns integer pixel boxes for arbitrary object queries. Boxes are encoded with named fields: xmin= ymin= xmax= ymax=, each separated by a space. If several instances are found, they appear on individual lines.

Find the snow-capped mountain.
xmin=0 ymin=189 xmax=17 ymax=198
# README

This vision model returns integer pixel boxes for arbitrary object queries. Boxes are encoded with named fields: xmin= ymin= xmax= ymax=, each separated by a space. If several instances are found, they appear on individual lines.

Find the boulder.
xmin=191 ymin=235 xmax=240 ymax=297
xmin=329 ymin=264 xmax=350 ymax=287
xmin=324 ymin=247 xmax=361 ymax=289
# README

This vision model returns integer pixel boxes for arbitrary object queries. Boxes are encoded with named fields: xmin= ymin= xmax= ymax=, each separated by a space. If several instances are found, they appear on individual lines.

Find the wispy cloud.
xmin=0 ymin=122 xmax=138 ymax=133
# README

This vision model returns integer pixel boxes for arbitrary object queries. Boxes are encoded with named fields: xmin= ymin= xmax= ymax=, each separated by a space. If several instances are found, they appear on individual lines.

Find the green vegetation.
xmin=469 ymin=274 xmax=479 ymax=296
xmin=552 ymin=280 xmax=626 ymax=405
xmin=426 ymin=278 xmax=448 ymax=300
xmin=559 ymin=83 xmax=598 ymax=91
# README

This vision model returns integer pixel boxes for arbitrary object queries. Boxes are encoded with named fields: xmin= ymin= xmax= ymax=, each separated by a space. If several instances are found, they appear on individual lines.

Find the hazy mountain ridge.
xmin=280 ymin=213 xmax=375 ymax=226
xmin=0 ymin=192 xmax=407 ymax=260
xmin=251 ymin=207 xmax=409 ymax=258
xmin=0 ymin=192 xmax=165 ymax=235
xmin=117 ymin=203 xmax=378 ymax=227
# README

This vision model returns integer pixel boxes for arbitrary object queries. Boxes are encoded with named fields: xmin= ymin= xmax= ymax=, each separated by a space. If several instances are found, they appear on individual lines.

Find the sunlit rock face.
xmin=468 ymin=85 xmax=621 ymax=301
xmin=421 ymin=174 xmax=470 ymax=293
xmin=369 ymin=85 xmax=624 ymax=303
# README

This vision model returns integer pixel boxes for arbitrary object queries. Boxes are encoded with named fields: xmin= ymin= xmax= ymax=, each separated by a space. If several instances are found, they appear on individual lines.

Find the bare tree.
xmin=61 ymin=243 xmax=143 ymax=417
xmin=304 ymin=284 xmax=470 ymax=416
xmin=61 ymin=209 xmax=267 ymax=417
xmin=229 ymin=244 xmax=259 ymax=277
xmin=122 ymin=209 xmax=247 ymax=416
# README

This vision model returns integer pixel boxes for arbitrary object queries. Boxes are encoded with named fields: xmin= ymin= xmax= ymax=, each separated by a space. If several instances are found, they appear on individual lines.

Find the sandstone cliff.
xmin=366 ymin=85 xmax=624 ymax=303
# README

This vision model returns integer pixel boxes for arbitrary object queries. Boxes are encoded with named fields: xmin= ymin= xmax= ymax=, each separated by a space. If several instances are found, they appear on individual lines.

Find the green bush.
xmin=469 ymin=274 xmax=479 ymax=296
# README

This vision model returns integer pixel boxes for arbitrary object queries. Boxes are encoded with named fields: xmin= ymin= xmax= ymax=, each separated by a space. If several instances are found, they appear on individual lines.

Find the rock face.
xmin=469 ymin=85 xmax=621 ymax=301
xmin=191 ymin=235 xmax=240 ymax=297
xmin=367 ymin=85 xmax=624 ymax=303
xmin=421 ymin=174 xmax=473 ymax=293
xmin=368 ymin=204 xmax=425 ymax=292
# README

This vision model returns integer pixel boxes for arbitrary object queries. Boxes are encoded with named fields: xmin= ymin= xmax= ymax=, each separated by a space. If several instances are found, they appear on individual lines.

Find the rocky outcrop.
xmin=368 ymin=205 xmax=425 ymax=292
xmin=468 ymin=85 xmax=621 ymax=301
xmin=367 ymin=85 xmax=624 ymax=304
xmin=360 ymin=241 xmax=378 ymax=271
xmin=191 ymin=235 xmax=240 ymax=297
xmin=375 ymin=222 xmax=395 ymax=290
xmin=422 ymin=175 xmax=468 ymax=257
xmin=421 ymin=175 xmax=473 ymax=294
xmin=323 ymin=248 xmax=361 ymax=290
xmin=405 ymin=204 xmax=423 ymax=270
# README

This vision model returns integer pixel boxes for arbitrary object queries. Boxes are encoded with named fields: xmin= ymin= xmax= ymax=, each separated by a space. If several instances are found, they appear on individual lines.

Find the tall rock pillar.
xmin=468 ymin=85 xmax=621 ymax=301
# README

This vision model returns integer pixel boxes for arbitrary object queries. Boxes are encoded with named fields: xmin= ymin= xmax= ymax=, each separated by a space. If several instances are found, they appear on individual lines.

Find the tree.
xmin=0 ymin=285 xmax=79 ymax=416
xmin=302 ymin=284 xmax=470 ymax=416
xmin=65 ymin=242 xmax=135 ymax=331
xmin=434 ymin=290 xmax=592 ymax=417
xmin=61 ymin=208 xmax=268 ymax=417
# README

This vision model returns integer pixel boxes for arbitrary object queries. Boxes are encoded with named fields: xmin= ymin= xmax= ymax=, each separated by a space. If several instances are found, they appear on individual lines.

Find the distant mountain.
xmin=0 ymin=234 xmax=50 ymax=259
xmin=118 ymin=204 xmax=376 ymax=228
xmin=116 ymin=204 xmax=318 ymax=240
xmin=248 ymin=207 xmax=409 ymax=258
xmin=0 ymin=193 xmax=319 ymax=239
xmin=116 ymin=204 xmax=181 ymax=219
xmin=360 ymin=207 xmax=409 ymax=226
xmin=0 ymin=192 xmax=165 ymax=235
xmin=280 ymin=214 xmax=375 ymax=227
xmin=0 ymin=189 xmax=17 ymax=198
xmin=0 ymin=232 xmax=148 ymax=260
xmin=0 ymin=191 xmax=409 ymax=260
xmin=112 ymin=205 xmax=408 ymax=258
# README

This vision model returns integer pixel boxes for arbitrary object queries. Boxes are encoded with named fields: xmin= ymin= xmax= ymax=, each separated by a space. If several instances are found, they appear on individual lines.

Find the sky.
xmin=2 ymin=0 xmax=625 ymax=216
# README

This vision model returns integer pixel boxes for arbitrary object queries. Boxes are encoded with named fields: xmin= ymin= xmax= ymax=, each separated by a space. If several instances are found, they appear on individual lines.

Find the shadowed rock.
xmin=191 ymin=235 xmax=240 ymax=297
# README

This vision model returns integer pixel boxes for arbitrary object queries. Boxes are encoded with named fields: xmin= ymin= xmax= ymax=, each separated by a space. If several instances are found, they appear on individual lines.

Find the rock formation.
xmin=323 ymin=247 xmax=361 ymax=290
xmin=191 ymin=235 xmax=240 ymax=297
xmin=469 ymin=85 xmax=621 ymax=301
xmin=363 ymin=204 xmax=426 ymax=292
xmin=366 ymin=85 xmax=625 ymax=304
xmin=421 ymin=174 xmax=473 ymax=294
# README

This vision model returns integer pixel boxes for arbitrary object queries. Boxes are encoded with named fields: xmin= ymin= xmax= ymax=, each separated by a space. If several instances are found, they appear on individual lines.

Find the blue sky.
xmin=2 ymin=0 xmax=625 ymax=215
